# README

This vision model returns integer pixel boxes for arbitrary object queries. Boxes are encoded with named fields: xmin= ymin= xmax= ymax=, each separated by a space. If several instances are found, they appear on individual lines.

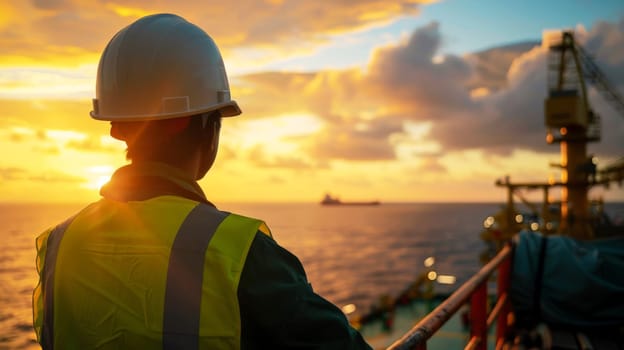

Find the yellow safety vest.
xmin=33 ymin=195 xmax=271 ymax=349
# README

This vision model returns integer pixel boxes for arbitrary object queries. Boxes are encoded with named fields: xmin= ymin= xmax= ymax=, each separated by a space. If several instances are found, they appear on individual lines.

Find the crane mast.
xmin=544 ymin=30 xmax=624 ymax=239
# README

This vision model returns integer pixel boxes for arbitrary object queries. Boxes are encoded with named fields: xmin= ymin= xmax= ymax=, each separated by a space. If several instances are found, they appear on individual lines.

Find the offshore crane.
xmin=544 ymin=30 xmax=624 ymax=239
xmin=483 ymin=30 xmax=624 ymax=244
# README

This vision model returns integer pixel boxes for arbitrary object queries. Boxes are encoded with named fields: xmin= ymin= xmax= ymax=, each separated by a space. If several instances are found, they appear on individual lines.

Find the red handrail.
xmin=386 ymin=243 xmax=514 ymax=350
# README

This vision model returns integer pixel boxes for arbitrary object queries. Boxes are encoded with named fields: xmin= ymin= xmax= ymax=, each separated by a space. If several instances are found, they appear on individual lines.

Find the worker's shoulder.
xmin=221 ymin=210 xmax=272 ymax=238
xmin=54 ymin=201 xmax=101 ymax=229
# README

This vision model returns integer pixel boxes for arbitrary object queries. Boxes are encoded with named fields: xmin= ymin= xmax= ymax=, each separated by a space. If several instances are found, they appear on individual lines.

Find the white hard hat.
xmin=90 ymin=13 xmax=241 ymax=121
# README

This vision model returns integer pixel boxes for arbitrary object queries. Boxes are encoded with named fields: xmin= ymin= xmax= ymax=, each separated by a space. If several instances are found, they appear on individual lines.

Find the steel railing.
xmin=386 ymin=243 xmax=514 ymax=350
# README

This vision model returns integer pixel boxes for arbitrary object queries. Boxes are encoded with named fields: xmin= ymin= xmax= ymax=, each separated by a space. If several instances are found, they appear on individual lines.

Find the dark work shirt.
xmin=101 ymin=162 xmax=372 ymax=350
xmin=240 ymin=232 xmax=371 ymax=349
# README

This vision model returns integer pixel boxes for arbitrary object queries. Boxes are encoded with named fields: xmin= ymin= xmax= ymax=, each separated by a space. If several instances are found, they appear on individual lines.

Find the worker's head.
xmin=90 ymin=13 xmax=240 ymax=179
xmin=109 ymin=112 xmax=221 ymax=179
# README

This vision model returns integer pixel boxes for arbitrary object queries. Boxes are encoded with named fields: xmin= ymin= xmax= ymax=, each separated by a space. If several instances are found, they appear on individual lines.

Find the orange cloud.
xmin=247 ymin=144 xmax=318 ymax=169
xmin=0 ymin=165 xmax=83 ymax=185
xmin=235 ymin=72 xmax=316 ymax=118
xmin=0 ymin=0 xmax=429 ymax=67
xmin=0 ymin=167 xmax=26 ymax=180
xmin=304 ymin=117 xmax=403 ymax=161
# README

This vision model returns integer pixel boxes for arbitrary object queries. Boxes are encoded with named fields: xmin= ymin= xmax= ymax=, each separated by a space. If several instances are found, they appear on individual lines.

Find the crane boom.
xmin=576 ymin=43 xmax=624 ymax=118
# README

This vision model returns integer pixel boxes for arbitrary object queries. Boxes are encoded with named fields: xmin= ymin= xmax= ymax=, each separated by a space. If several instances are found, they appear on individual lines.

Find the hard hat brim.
xmin=90 ymin=100 xmax=241 ymax=121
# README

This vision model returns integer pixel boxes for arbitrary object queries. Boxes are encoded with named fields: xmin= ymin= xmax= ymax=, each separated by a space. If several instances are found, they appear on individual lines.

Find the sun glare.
xmin=84 ymin=165 xmax=115 ymax=190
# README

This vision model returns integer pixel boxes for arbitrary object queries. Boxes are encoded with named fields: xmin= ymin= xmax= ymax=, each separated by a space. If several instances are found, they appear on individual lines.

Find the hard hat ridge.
xmin=90 ymin=13 xmax=241 ymax=121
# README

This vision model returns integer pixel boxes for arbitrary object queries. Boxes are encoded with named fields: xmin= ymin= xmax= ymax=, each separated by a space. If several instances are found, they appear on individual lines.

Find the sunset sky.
xmin=1 ymin=0 xmax=624 ymax=204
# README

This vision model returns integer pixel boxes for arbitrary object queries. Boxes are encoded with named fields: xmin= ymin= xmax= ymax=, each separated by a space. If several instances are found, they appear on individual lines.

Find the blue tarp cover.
xmin=510 ymin=231 xmax=624 ymax=328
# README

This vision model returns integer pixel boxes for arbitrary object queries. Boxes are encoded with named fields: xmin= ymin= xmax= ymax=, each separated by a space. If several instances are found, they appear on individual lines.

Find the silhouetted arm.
xmin=238 ymin=232 xmax=372 ymax=350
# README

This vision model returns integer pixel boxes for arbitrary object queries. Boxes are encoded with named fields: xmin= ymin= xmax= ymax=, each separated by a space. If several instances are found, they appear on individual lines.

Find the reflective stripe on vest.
xmin=162 ymin=204 xmax=228 ymax=349
xmin=41 ymin=217 xmax=75 ymax=350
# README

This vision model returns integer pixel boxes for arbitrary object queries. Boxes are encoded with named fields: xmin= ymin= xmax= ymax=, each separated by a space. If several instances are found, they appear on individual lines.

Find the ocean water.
xmin=2 ymin=201 xmax=623 ymax=349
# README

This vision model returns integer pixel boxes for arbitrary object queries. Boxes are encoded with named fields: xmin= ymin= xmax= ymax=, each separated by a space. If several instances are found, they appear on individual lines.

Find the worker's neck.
xmin=131 ymin=158 xmax=200 ymax=181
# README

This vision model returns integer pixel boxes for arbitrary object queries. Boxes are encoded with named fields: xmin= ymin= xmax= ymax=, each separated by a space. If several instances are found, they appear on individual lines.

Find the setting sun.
xmin=84 ymin=165 xmax=115 ymax=190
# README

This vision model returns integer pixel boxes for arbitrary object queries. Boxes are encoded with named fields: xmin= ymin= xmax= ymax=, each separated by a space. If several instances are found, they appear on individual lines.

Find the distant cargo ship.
xmin=320 ymin=194 xmax=380 ymax=206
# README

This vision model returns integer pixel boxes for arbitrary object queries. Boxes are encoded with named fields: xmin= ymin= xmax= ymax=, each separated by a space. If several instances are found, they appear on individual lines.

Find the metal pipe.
xmin=464 ymin=336 xmax=481 ymax=350
xmin=487 ymin=293 xmax=508 ymax=328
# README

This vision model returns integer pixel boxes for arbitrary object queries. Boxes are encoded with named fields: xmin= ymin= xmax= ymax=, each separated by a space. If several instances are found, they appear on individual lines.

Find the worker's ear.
xmin=208 ymin=117 xmax=221 ymax=151
xmin=195 ymin=117 xmax=221 ymax=180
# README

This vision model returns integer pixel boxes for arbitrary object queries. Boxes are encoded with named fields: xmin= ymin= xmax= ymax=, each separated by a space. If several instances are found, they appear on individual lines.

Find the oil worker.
xmin=33 ymin=13 xmax=372 ymax=350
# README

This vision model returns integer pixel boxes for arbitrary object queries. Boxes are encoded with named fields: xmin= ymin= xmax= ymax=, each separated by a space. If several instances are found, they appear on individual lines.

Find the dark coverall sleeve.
xmin=238 ymin=232 xmax=373 ymax=350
